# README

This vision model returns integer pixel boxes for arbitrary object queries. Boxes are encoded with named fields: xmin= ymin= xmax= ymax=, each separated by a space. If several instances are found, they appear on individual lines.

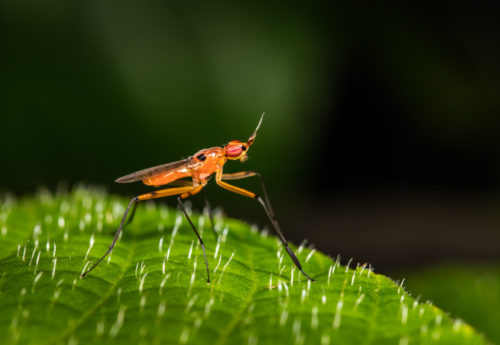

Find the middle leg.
xmin=177 ymin=195 xmax=211 ymax=283
xmin=141 ymin=184 xmax=211 ymax=283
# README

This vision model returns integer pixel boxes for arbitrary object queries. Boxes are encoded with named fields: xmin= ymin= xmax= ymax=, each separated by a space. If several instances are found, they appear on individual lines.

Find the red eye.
xmin=226 ymin=145 xmax=243 ymax=157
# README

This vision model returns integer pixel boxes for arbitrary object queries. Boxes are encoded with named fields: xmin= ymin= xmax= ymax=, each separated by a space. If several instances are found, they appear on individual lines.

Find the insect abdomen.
xmin=143 ymin=169 xmax=191 ymax=186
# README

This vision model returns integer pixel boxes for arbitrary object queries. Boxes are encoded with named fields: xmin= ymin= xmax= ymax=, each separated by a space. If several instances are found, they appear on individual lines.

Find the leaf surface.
xmin=402 ymin=265 xmax=500 ymax=345
xmin=0 ymin=188 xmax=489 ymax=345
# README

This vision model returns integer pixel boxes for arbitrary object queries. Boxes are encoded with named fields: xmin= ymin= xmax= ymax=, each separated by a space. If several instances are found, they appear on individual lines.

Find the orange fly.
xmin=81 ymin=114 xmax=314 ymax=282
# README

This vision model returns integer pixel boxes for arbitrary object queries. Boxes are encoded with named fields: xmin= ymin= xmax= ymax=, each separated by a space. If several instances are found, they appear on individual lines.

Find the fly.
xmin=81 ymin=114 xmax=314 ymax=282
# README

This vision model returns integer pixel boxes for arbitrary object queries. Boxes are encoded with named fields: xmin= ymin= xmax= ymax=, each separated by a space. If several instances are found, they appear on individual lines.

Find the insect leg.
xmin=222 ymin=171 xmax=275 ymax=218
xmin=126 ymin=180 xmax=192 ymax=225
xmin=139 ymin=185 xmax=212 ymax=282
xmin=216 ymin=174 xmax=315 ymax=282
xmin=81 ymin=196 xmax=138 ymax=277
xmin=177 ymin=193 xmax=211 ymax=283
xmin=81 ymin=185 xmax=198 ymax=278
xmin=145 ymin=184 xmax=211 ymax=283
xmin=126 ymin=201 xmax=139 ymax=225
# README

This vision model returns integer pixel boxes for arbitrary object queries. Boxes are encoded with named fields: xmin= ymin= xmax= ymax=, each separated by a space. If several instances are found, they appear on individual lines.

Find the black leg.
xmin=81 ymin=196 xmax=139 ymax=277
xmin=254 ymin=172 xmax=275 ymax=219
xmin=256 ymin=197 xmax=315 ymax=282
xmin=222 ymin=171 xmax=275 ymax=218
xmin=217 ymin=174 xmax=314 ymax=282
xmin=203 ymin=192 xmax=218 ymax=240
xmin=126 ymin=201 xmax=139 ymax=225
xmin=177 ymin=196 xmax=210 ymax=283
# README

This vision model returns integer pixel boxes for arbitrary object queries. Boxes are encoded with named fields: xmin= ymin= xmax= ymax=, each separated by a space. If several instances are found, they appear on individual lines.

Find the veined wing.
xmin=115 ymin=158 xmax=192 ymax=183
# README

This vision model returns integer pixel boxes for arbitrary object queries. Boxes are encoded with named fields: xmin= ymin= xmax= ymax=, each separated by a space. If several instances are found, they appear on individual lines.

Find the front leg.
xmin=216 ymin=170 xmax=314 ymax=281
xmin=222 ymin=171 xmax=274 ymax=218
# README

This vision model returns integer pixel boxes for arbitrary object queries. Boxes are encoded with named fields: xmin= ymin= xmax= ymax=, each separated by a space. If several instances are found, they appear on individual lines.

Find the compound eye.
xmin=226 ymin=145 xmax=243 ymax=157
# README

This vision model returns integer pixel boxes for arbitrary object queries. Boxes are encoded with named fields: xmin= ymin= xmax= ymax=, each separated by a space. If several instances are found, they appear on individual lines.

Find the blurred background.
xmin=1 ymin=0 xmax=500 ymax=338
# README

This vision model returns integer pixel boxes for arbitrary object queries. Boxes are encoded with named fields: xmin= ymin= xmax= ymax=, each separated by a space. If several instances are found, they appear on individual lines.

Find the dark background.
xmin=2 ymin=1 xmax=499 ymax=274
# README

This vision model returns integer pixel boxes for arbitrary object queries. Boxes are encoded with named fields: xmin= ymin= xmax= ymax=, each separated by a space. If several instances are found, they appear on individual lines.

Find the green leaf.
xmin=401 ymin=265 xmax=500 ymax=345
xmin=0 ymin=188 xmax=489 ymax=345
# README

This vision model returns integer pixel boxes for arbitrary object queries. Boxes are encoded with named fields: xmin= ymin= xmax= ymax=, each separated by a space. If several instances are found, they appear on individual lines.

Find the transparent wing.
xmin=115 ymin=158 xmax=191 ymax=183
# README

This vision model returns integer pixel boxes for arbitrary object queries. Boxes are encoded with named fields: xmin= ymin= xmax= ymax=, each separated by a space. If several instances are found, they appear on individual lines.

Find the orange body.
xmin=142 ymin=147 xmax=227 ymax=186
xmin=114 ymin=114 xmax=264 ymax=202
xmin=81 ymin=113 xmax=315 ymax=282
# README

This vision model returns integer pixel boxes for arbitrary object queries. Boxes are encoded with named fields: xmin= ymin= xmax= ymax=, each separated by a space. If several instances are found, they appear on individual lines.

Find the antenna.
xmin=248 ymin=112 xmax=265 ymax=144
